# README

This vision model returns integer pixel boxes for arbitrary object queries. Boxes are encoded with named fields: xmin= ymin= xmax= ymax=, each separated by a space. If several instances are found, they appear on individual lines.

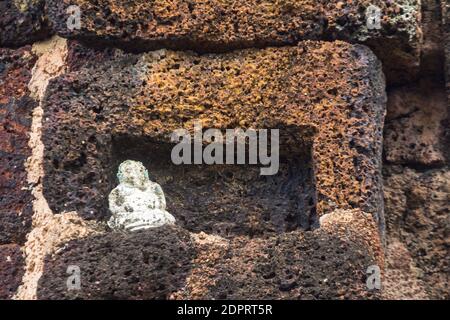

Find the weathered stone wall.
xmin=45 ymin=0 xmax=422 ymax=84
xmin=382 ymin=0 xmax=449 ymax=299
xmin=0 ymin=0 xmax=50 ymax=47
xmin=0 ymin=0 xmax=447 ymax=300
xmin=40 ymin=42 xmax=386 ymax=229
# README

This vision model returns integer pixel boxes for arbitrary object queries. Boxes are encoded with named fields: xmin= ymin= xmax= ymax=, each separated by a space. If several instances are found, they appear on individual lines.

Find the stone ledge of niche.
xmin=40 ymin=41 xmax=386 ymax=244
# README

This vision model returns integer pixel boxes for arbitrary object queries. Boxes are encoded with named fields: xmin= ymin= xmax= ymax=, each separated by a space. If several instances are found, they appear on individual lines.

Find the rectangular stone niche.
xmin=110 ymin=130 xmax=318 ymax=238
xmin=41 ymin=42 xmax=386 ymax=230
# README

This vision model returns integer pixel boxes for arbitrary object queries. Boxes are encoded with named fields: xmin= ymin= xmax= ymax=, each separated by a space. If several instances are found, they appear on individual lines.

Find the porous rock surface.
xmin=37 ymin=210 xmax=383 ymax=300
xmin=108 ymin=160 xmax=176 ymax=231
xmin=41 ymin=41 xmax=386 ymax=237
xmin=37 ymin=225 xmax=195 ymax=299
xmin=381 ymin=0 xmax=449 ymax=300
xmin=46 ymin=0 xmax=421 ymax=83
xmin=0 ymin=46 xmax=36 ymax=245
xmin=443 ymin=0 xmax=450 ymax=100
xmin=65 ymin=39 xmax=119 ymax=72
xmin=0 ymin=0 xmax=448 ymax=301
xmin=384 ymin=166 xmax=449 ymax=299
xmin=0 ymin=0 xmax=49 ymax=47
xmin=384 ymin=82 xmax=448 ymax=167
xmin=0 ymin=244 xmax=25 ymax=299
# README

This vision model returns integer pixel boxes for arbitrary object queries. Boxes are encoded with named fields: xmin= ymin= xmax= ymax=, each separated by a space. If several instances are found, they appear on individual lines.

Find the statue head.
xmin=117 ymin=160 xmax=149 ymax=189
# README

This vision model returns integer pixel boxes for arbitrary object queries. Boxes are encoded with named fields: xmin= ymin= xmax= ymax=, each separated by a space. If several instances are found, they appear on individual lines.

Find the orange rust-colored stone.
xmin=41 ymin=41 xmax=386 ymax=235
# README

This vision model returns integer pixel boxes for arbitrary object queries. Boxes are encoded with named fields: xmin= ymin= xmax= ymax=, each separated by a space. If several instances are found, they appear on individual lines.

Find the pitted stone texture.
xmin=36 ymin=225 xmax=194 ymax=300
xmin=198 ymin=232 xmax=380 ymax=300
xmin=41 ymin=42 xmax=386 ymax=235
xmin=37 ymin=211 xmax=382 ymax=300
xmin=384 ymin=166 xmax=450 ymax=299
xmin=383 ymin=239 xmax=429 ymax=299
xmin=384 ymin=82 xmax=448 ymax=166
xmin=420 ymin=0 xmax=446 ymax=78
xmin=110 ymin=138 xmax=318 ymax=238
xmin=46 ymin=0 xmax=421 ymax=83
xmin=0 ymin=0 xmax=49 ymax=47
xmin=382 ymin=1 xmax=449 ymax=299
xmin=0 ymin=47 xmax=37 ymax=245
xmin=0 ymin=244 xmax=25 ymax=299
xmin=65 ymin=40 xmax=119 ymax=72
xmin=172 ymin=210 xmax=382 ymax=300
xmin=108 ymin=160 xmax=176 ymax=232
xmin=443 ymin=0 xmax=450 ymax=106
xmin=12 ymin=37 xmax=105 ymax=301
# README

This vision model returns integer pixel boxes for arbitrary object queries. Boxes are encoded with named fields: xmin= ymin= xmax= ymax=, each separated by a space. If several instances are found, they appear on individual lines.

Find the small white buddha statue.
xmin=108 ymin=160 xmax=176 ymax=232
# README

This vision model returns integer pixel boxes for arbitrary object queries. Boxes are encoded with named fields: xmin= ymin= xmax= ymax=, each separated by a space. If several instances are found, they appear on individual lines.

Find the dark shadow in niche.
xmin=110 ymin=126 xmax=318 ymax=239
